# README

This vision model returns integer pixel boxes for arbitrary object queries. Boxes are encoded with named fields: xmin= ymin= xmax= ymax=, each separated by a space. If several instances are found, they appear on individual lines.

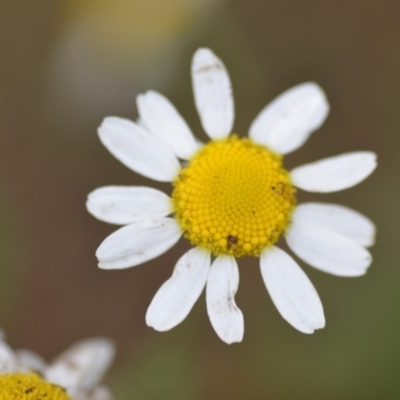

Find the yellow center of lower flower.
xmin=172 ymin=136 xmax=297 ymax=257
xmin=0 ymin=373 xmax=71 ymax=400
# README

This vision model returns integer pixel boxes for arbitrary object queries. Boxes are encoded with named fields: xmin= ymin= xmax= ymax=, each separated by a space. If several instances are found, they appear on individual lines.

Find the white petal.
xmin=98 ymin=117 xmax=180 ymax=182
xmin=146 ymin=247 xmax=211 ymax=331
xmin=15 ymin=349 xmax=46 ymax=373
xmin=286 ymin=219 xmax=372 ymax=277
xmin=46 ymin=338 xmax=115 ymax=392
xmin=260 ymin=246 xmax=325 ymax=334
xmin=137 ymin=91 xmax=200 ymax=160
xmin=0 ymin=342 xmax=16 ymax=373
xmin=294 ymin=203 xmax=376 ymax=247
xmin=96 ymin=218 xmax=182 ymax=269
xmin=86 ymin=186 xmax=171 ymax=225
xmin=191 ymin=48 xmax=234 ymax=140
xmin=206 ymin=256 xmax=244 ymax=344
xmin=291 ymin=152 xmax=377 ymax=192
xmin=250 ymin=83 xmax=329 ymax=154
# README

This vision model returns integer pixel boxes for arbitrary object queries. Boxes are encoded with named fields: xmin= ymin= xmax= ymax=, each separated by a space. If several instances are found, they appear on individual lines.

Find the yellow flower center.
xmin=0 ymin=373 xmax=71 ymax=400
xmin=172 ymin=136 xmax=297 ymax=257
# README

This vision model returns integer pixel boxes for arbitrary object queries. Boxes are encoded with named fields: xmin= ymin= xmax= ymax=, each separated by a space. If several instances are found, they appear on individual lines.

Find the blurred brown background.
xmin=0 ymin=1 xmax=399 ymax=399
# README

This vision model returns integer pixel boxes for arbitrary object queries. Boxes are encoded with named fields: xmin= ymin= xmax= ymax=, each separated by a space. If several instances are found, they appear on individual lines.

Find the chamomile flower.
xmin=87 ymin=48 xmax=377 ymax=344
xmin=0 ymin=329 xmax=115 ymax=399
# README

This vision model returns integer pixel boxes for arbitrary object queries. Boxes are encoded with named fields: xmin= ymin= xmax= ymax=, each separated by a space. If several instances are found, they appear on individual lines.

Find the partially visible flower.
xmin=87 ymin=48 xmax=377 ymax=344
xmin=0 ymin=329 xmax=115 ymax=400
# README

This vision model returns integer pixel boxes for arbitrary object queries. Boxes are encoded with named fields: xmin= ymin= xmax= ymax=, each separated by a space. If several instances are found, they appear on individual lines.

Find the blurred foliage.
xmin=113 ymin=327 xmax=200 ymax=400
xmin=0 ymin=193 xmax=25 ymax=323
xmin=63 ymin=0 xmax=219 ymax=67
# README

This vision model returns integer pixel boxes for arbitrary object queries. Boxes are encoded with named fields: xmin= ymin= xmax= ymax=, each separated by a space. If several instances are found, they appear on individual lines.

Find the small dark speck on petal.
xmin=196 ymin=63 xmax=223 ymax=73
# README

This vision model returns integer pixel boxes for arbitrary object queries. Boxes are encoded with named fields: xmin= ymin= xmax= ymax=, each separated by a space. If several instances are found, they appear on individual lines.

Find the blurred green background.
xmin=0 ymin=0 xmax=398 ymax=399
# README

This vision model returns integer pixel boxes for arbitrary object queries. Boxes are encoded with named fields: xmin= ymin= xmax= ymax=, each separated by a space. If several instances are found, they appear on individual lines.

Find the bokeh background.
xmin=0 ymin=1 xmax=399 ymax=399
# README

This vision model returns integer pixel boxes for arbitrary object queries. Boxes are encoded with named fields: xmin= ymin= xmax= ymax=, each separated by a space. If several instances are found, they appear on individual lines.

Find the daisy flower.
xmin=0 ymin=329 xmax=115 ymax=399
xmin=87 ymin=48 xmax=377 ymax=344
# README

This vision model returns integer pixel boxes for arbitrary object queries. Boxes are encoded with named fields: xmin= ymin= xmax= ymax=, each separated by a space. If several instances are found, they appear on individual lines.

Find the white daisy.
xmin=0 ymin=329 xmax=115 ymax=399
xmin=87 ymin=48 xmax=377 ymax=344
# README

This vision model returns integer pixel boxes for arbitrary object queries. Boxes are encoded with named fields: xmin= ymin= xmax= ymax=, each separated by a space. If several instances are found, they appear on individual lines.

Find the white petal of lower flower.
xmin=46 ymin=338 xmax=115 ymax=393
xmin=294 ymin=202 xmax=376 ymax=247
xmin=98 ymin=117 xmax=180 ymax=182
xmin=191 ymin=48 xmax=234 ymax=140
xmin=0 ymin=342 xmax=16 ymax=373
xmin=291 ymin=152 xmax=377 ymax=192
xmin=137 ymin=91 xmax=200 ymax=160
xmin=96 ymin=218 xmax=182 ymax=269
xmin=249 ymin=82 xmax=329 ymax=154
xmin=146 ymin=247 xmax=211 ymax=331
xmin=206 ymin=256 xmax=244 ymax=344
xmin=15 ymin=349 xmax=46 ymax=373
xmin=260 ymin=246 xmax=325 ymax=334
xmin=286 ymin=220 xmax=372 ymax=277
xmin=86 ymin=186 xmax=171 ymax=225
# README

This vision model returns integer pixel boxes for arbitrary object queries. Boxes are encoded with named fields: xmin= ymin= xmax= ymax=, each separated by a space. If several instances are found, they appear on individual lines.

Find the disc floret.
xmin=172 ymin=136 xmax=297 ymax=257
